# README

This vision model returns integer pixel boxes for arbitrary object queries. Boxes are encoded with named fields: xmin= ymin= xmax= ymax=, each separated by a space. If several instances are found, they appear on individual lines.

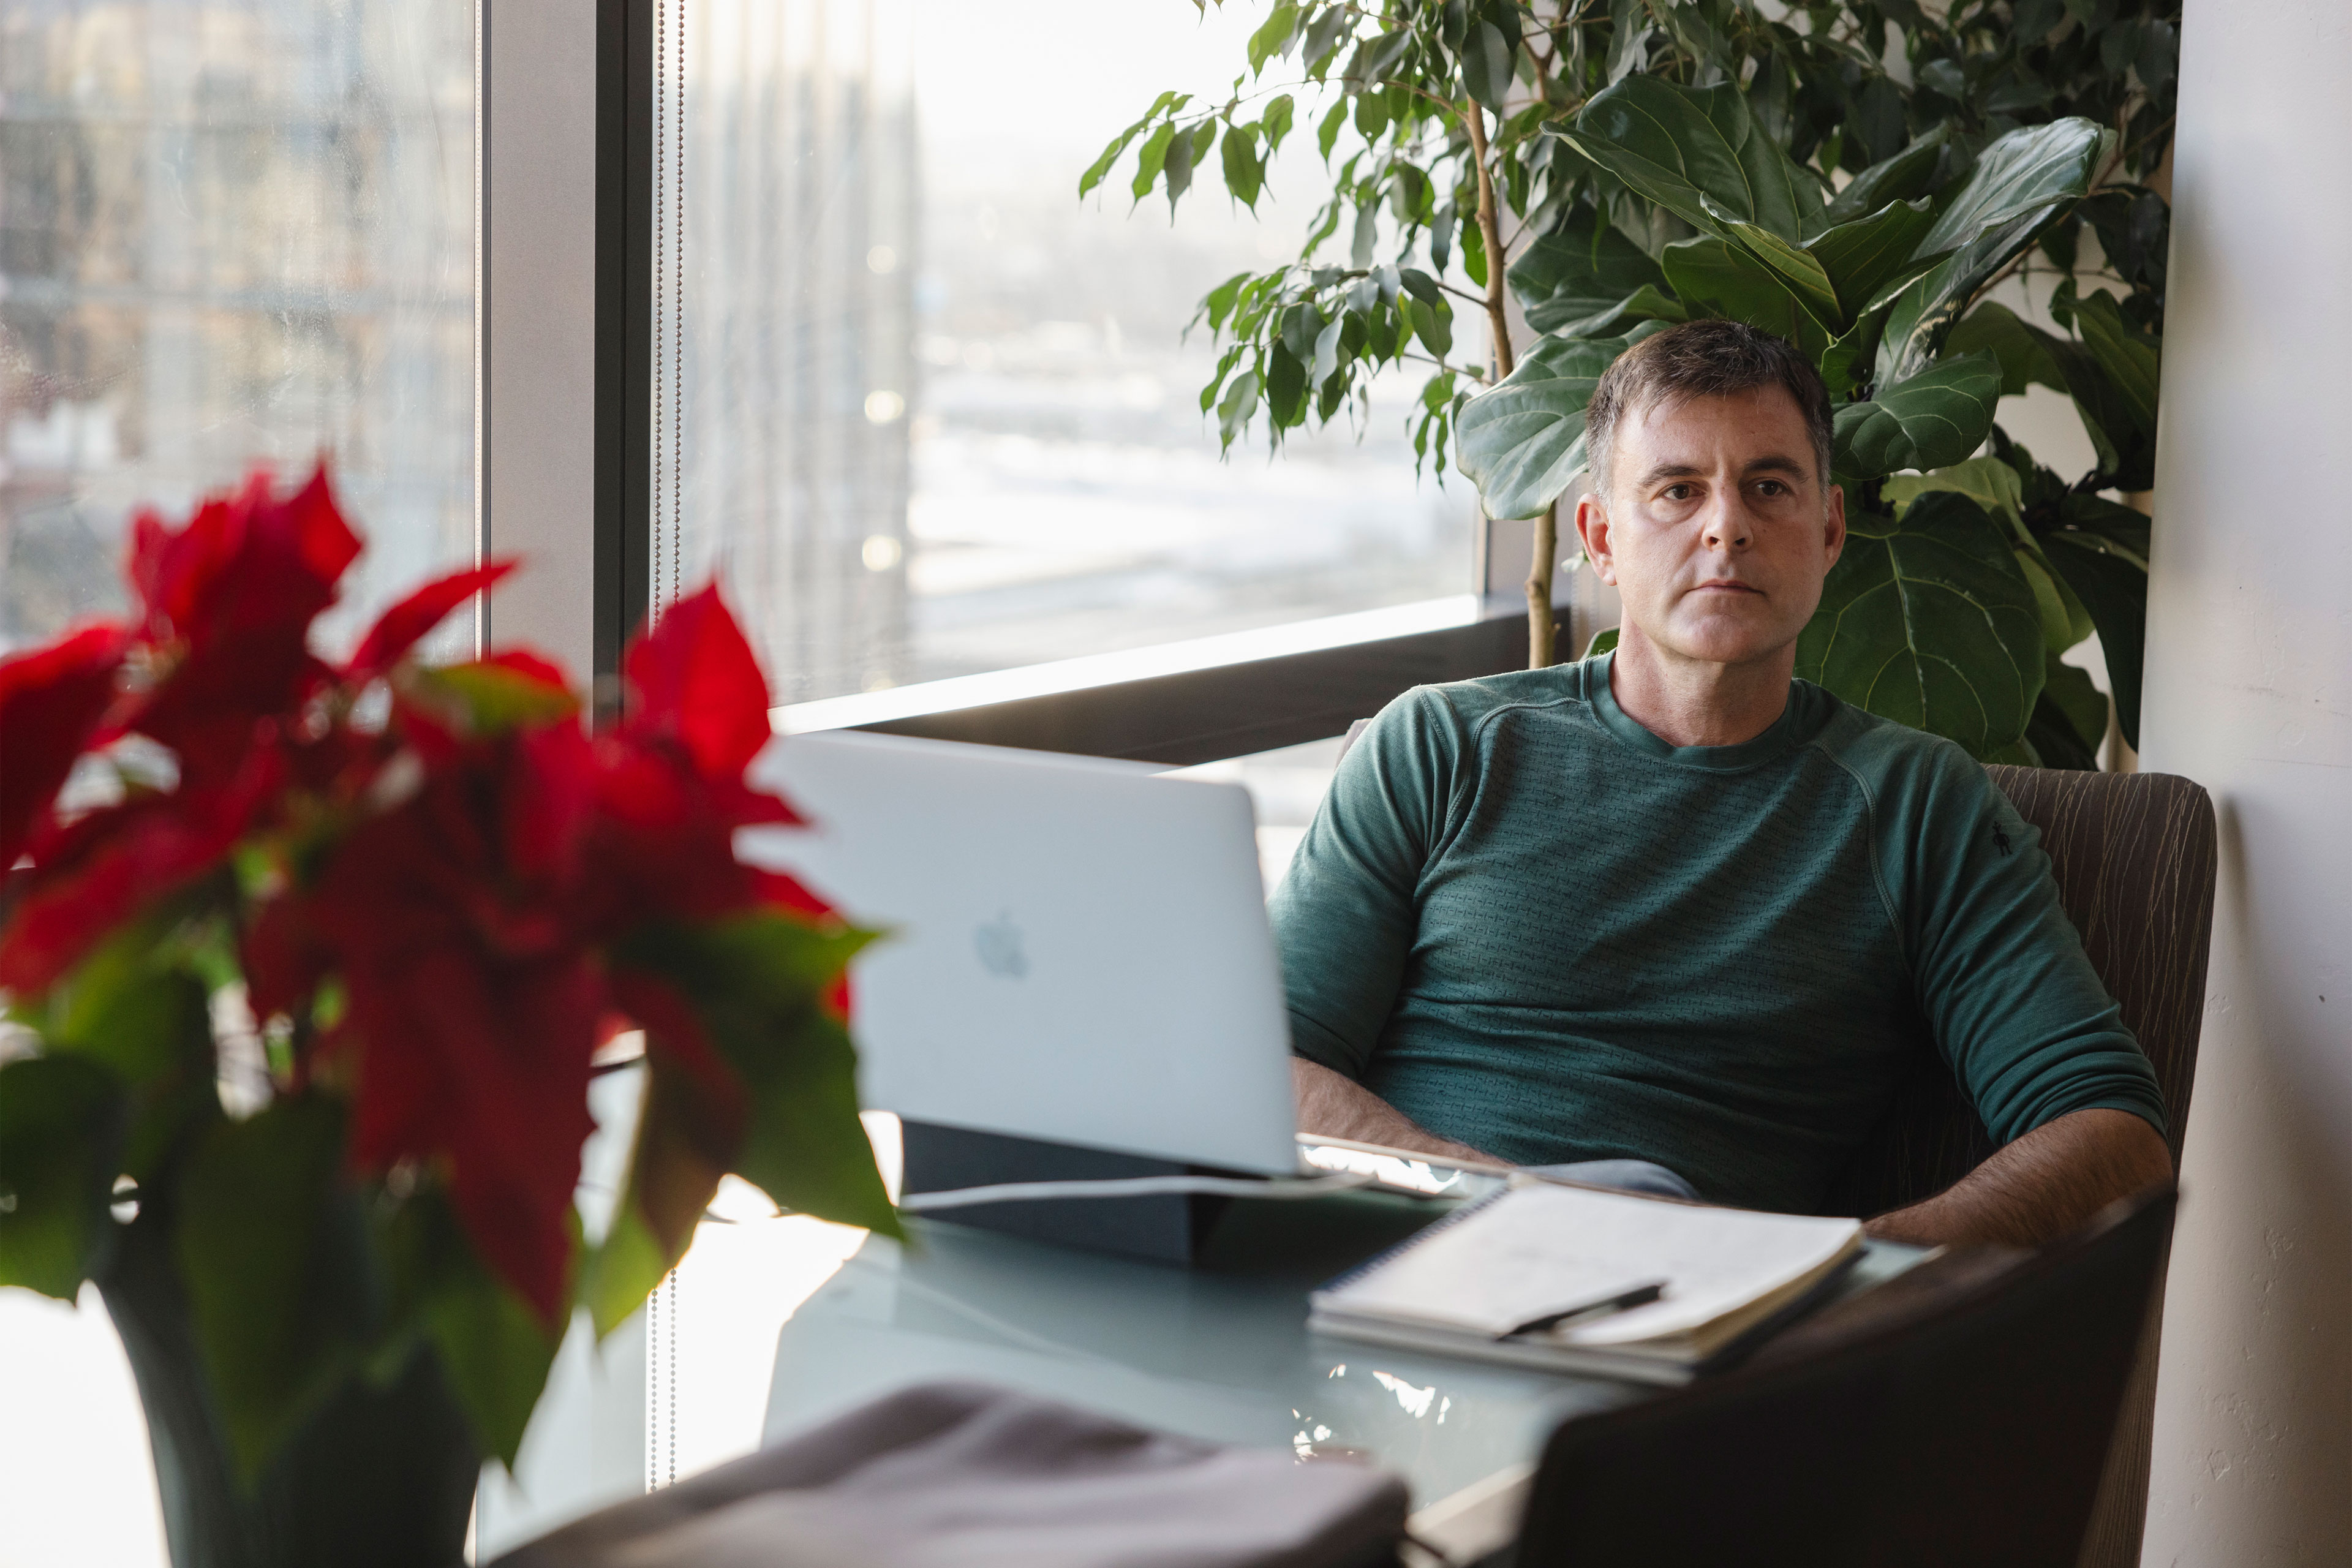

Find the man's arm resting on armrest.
xmin=1292 ymin=1058 xmax=1498 ymax=1166
xmin=1863 ymin=1107 xmax=2172 ymax=1249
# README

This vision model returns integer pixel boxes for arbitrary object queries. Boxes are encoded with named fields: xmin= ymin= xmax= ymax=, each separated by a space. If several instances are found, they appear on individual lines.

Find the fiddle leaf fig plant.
xmin=1458 ymin=75 xmax=2129 ymax=759
xmin=1099 ymin=0 xmax=2174 ymax=763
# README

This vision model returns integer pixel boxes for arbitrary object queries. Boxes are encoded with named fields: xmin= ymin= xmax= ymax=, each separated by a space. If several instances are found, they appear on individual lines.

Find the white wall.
xmin=2139 ymin=2 xmax=2352 ymax=1561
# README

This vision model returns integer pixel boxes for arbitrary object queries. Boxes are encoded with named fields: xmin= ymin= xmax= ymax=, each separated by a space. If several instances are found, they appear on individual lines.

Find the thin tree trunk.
xmin=1467 ymin=102 xmax=1557 ymax=668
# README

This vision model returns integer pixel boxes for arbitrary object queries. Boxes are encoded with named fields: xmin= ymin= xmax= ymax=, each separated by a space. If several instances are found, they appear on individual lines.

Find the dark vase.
xmin=95 ymin=1198 xmax=481 ymax=1568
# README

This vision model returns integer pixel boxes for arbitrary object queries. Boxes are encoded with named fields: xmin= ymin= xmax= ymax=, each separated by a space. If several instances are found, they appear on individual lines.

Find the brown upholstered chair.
xmin=1821 ymin=766 xmax=2219 ymax=1568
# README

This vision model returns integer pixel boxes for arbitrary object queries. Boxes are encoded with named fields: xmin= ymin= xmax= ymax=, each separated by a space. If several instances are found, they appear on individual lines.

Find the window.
xmin=665 ymin=0 xmax=1480 ymax=706
xmin=0 ymin=0 xmax=477 ymax=660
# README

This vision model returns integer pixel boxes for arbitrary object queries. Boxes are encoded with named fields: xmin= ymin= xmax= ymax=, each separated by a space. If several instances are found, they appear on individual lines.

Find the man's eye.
xmin=1755 ymin=480 xmax=1790 ymax=497
xmin=1662 ymin=484 xmax=1697 ymax=501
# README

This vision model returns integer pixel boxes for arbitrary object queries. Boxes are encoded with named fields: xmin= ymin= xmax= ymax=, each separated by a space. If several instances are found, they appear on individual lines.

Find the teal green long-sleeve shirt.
xmin=1268 ymin=654 xmax=2165 ymax=1216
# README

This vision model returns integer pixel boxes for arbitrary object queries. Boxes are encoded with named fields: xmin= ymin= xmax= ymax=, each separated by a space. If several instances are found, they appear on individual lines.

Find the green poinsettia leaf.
xmin=407 ymin=661 xmax=580 ymax=737
xmin=1796 ymin=491 xmax=2046 ymax=758
xmin=580 ymin=1053 xmax=732 ymax=1337
xmin=1455 ymin=333 xmax=1636 ymax=521
xmin=1555 ymin=76 xmax=1823 ymax=243
xmin=1832 ymin=352 xmax=2003 ymax=482
xmin=178 ymin=1096 xmax=378 ymax=1482
xmin=0 ymin=1055 xmax=124 ymax=1300
xmin=608 ymin=913 xmax=899 ymax=1249
xmin=1507 ymin=205 xmax=1670 ymax=333
xmin=1874 ymin=119 xmax=2106 ymax=386
xmin=420 ymin=1221 xmax=565 ymax=1469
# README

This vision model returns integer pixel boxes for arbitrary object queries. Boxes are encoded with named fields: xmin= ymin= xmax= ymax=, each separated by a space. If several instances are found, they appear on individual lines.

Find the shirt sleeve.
xmin=1898 ymin=747 xmax=2168 ymax=1145
xmin=1266 ymin=688 xmax=1463 ymax=1079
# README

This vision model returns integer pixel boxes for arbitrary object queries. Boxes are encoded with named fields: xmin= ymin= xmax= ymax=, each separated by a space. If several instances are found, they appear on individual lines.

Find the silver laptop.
xmin=743 ymin=730 xmax=1300 ymax=1177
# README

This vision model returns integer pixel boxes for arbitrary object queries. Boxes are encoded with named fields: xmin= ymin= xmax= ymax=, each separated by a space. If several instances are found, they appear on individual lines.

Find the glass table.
xmin=760 ymin=1182 xmax=1928 ymax=1562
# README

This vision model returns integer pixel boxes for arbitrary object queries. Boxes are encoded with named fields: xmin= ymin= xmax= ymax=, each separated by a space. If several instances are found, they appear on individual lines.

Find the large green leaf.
xmin=579 ymin=1053 xmax=730 ymax=1336
xmin=1831 ymin=353 xmax=2003 ymax=481
xmin=1806 ymin=198 xmax=1945 ymax=322
xmin=1821 ymin=123 xmax=1955 ymax=228
xmin=1796 ymin=492 xmax=2047 ymax=757
xmin=1454 ymin=333 xmax=1633 ymax=519
xmin=0 ymin=1055 xmax=124 ymax=1300
xmin=420 ymin=1222 xmax=565 ymax=1469
xmin=2042 ymin=522 xmax=2149 ymax=750
xmin=1874 ymin=119 xmax=2106 ymax=385
xmin=1702 ymin=197 xmax=1842 ymax=325
xmin=1507 ymin=205 xmax=1670 ymax=333
xmin=1548 ymin=285 xmax=1687 ymax=341
xmin=1943 ymin=302 xmax=2066 ymax=396
xmin=178 ymin=1097 xmax=377 ymax=1481
xmin=1915 ymin=119 xmax=2109 ymax=258
xmin=1660 ymin=237 xmax=1831 ymax=357
xmin=1555 ymin=77 xmax=1822 ymax=243
xmin=609 ymin=913 xmax=899 ymax=1242
xmin=2034 ymin=657 xmax=2111 ymax=769
xmin=2073 ymin=289 xmax=2162 ymax=440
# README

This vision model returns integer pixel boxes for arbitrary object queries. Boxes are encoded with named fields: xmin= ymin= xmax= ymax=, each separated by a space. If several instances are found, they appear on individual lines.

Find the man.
xmin=1273 ymin=319 xmax=2170 ymax=1248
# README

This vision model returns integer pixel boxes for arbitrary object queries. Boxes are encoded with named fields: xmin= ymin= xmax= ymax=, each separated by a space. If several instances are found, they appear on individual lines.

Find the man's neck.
xmin=1607 ymin=627 xmax=1796 ymax=748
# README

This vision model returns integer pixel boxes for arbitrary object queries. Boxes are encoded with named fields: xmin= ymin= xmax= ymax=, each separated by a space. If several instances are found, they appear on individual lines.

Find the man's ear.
xmin=1575 ymin=484 xmax=1616 ymax=586
xmin=1823 ymin=483 xmax=1847 ymax=568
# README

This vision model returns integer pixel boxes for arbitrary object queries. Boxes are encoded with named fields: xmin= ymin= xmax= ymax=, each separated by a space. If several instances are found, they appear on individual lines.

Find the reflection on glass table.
xmin=760 ymin=1166 xmax=1931 ymax=1557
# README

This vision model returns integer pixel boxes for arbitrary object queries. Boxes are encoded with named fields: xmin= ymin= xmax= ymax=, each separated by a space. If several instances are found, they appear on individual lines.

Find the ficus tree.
xmin=1090 ymin=0 xmax=2175 ymax=764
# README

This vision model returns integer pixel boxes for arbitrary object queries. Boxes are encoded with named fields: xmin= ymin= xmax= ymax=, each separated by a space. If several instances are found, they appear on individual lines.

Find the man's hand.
xmin=1863 ymin=1107 xmax=2172 ymax=1248
xmin=1292 ymin=1058 xmax=1499 ymax=1165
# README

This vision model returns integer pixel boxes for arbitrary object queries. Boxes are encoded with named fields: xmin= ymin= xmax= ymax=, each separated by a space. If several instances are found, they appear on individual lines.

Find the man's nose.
xmin=1702 ymin=488 xmax=1751 ymax=549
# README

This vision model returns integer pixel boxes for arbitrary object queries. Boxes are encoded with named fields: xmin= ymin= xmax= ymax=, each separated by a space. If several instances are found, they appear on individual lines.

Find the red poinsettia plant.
xmin=0 ymin=467 xmax=897 ymax=1480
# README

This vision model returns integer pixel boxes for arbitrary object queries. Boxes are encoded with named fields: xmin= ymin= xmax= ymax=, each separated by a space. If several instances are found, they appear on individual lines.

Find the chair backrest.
xmin=1822 ymin=767 xmax=2218 ymax=1218
xmin=1511 ymin=1188 xmax=2178 ymax=1568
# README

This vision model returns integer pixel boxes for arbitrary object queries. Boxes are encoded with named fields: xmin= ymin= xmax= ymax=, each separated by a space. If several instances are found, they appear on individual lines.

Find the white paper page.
xmin=1315 ymin=1182 xmax=1859 ymax=1344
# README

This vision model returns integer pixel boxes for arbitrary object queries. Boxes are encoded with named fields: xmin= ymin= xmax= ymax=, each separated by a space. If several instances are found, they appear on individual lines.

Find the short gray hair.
xmin=1583 ymin=320 xmax=1834 ymax=501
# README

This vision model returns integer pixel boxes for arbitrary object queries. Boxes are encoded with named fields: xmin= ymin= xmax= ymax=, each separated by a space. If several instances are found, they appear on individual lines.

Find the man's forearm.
xmin=1291 ymin=1058 xmax=1498 ymax=1165
xmin=1863 ymin=1107 xmax=2173 ymax=1248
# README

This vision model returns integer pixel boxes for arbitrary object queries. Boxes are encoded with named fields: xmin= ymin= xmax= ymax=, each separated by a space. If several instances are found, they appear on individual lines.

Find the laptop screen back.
xmin=745 ymin=730 xmax=1300 ymax=1176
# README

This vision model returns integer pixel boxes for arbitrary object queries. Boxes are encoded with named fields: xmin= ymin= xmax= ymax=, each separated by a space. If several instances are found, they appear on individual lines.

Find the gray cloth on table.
xmin=488 ymin=1380 xmax=1408 ymax=1568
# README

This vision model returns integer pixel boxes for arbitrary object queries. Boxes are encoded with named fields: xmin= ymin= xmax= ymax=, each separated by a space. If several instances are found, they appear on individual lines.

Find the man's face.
xmin=1575 ymin=385 xmax=1845 ymax=671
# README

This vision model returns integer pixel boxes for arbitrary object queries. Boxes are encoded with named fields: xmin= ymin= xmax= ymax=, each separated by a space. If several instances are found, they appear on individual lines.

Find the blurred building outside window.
xmin=0 ymin=0 xmax=478 ymax=663
xmin=673 ymin=0 xmax=1484 ymax=706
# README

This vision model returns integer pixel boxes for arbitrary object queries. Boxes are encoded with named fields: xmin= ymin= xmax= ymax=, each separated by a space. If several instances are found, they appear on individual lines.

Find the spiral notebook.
xmin=1308 ymin=1177 xmax=1865 ymax=1386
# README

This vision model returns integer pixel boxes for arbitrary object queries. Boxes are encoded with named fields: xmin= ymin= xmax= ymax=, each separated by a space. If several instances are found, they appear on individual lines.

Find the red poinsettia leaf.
xmin=748 ymin=868 xmax=839 ymax=923
xmin=317 ymin=801 xmax=602 ymax=1324
xmin=621 ymin=586 xmax=774 ymax=781
xmin=0 ymin=750 xmax=284 ymax=995
xmin=282 ymin=465 xmax=364 ymax=589
xmin=0 ymin=625 xmax=129 ymax=868
xmin=128 ymin=488 xmax=244 ymax=636
xmin=346 ymin=559 xmax=518 ymax=684
xmin=506 ymin=718 xmax=598 ymax=884
xmin=242 ymin=891 xmax=330 ymax=1025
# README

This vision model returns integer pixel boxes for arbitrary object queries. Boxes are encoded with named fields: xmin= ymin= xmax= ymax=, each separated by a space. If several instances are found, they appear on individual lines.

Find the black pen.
xmin=1503 ymin=1280 xmax=1668 ymax=1338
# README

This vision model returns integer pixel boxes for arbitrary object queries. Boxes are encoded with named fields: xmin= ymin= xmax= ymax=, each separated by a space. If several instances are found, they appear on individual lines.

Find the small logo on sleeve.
xmin=1992 ymin=826 xmax=2013 ymax=857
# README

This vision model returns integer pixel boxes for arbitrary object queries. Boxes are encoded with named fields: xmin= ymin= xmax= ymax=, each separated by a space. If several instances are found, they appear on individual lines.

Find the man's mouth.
xmin=1691 ymin=580 xmax=1763 ymax=595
